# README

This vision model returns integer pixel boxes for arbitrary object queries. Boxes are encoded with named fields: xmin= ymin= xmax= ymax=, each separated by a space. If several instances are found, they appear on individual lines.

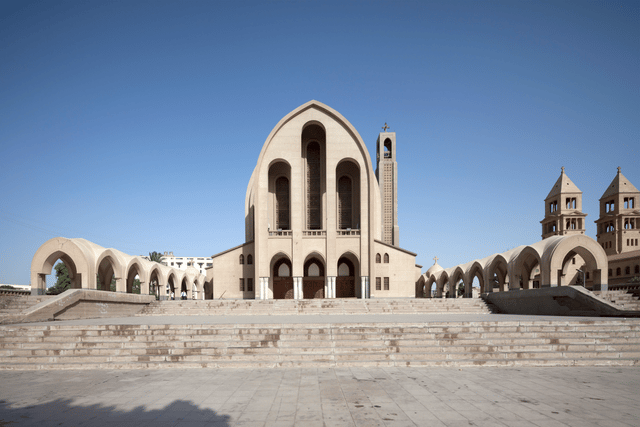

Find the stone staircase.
xmin=138 ymin=298 xmax=496 ymax=316
xmin=597 ymin=291 xmax=640 ymax=311
xmin=0 ymin=296 xmax=51 ymax=318
xmin=1 ymin=319 xmax=639 ymax=370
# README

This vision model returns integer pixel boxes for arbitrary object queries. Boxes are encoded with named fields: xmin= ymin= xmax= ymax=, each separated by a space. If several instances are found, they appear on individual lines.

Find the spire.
xmin=545 ymin=167 xmax=582 ymax=200
xmin=600 ymin=167 xmax=640 ymax=199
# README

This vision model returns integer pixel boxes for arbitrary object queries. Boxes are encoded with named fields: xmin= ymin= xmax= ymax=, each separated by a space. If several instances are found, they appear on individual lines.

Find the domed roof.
xmin=425 ymin=261 xmax=443 ymax=278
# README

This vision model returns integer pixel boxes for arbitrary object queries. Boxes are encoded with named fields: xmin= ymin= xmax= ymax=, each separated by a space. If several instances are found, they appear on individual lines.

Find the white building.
xmin=160 ymin=252 xmax=212 ymax=276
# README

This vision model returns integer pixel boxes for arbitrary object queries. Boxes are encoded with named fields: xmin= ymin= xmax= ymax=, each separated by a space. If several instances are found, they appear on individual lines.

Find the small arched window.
xmin=383 ymin=253 xmax=389 ymax=263
xmin=625 ymin=266 xmax=630 ymax=275
xmin=616 ymin=268 xmax=621 ymax=276
xmin=635 ymin=265 xmax=640 ymax=274
xmin=247 ymin=255 xmax=253 ymax=265
xmin=608 ymin=269 xmax=612 ymax=277
xmin=376 ymin=253 xmax=381 ymax=263
xmin=239 ymin=254 xmax=244 ymax=265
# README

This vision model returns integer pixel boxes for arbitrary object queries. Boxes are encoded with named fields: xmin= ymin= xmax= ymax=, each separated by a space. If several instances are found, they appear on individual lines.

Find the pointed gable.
xmin=545 ymin=167 xmax=582 ymax=200
xmin=601 ymin=167 xmax=640 ymax=199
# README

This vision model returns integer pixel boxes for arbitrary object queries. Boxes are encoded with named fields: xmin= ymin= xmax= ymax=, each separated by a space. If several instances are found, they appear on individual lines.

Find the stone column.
xmin=329 ymin=277 xmax=336 ymax=299
xmin=324 ymin=278 xmax=328 ymax=299
xmin=365 ymin=277 xmax=370 ymax=299
xmin=360 ymin=277 xmax=367 ymax=299
xmin=259 ymin=277 xmax=265 ymax=300
xmin=296 ymin=277 xmax=303 ymax=299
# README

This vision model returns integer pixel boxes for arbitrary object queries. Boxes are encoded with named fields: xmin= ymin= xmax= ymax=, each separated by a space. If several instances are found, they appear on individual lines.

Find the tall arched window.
xmin=247 ymin=254 xmax=253 ymax=265
xmin=303 ymin=124 xmax=325 ymax=230
xmin=616 ymin=268 xmax=621 ymax=276
xmin=275 ymin=177 xmax=290 ymax=230
xmin=338 ymin=176 xmax=352 ymax=229
xmin=376 ymin=253 xmax=381 ymax=263
xmin=306 ymin=141 xmax=322 ymax=229
xmin=269 ymin=161 xmax=291 ymax=233
xmin=239 ymin=255 xmax=244 ymax=265
xmin=383 ymin=253 xmax=389 ymax=263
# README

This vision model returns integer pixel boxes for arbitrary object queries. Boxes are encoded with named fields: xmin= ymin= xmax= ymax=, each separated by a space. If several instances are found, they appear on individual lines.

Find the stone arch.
xmin=510 ymin=246 xmax=542 ymax=290
xmin=303 ymin=252 xmax=325 ymax=299
xmin=484 ymin=254 xmax=509 ymax=293
xmin=148 ymin=263 xmax=166 ymax=299
xmin=124 ymin=257 xmax=148 ymax=294
xmin=336 ymin=158 xmax=361 ymax=230
xmin=449 ymin=266 xmax=465 ymax=298
xmin=95 ymin=249 xmax=126 ymax=292
xmin=271 ymin=252 xmax=293 ymax=300
xmin=167 ymin=271 xmax=178 ymax=297
xmin=416 ymin=275 xmax=426 ymax=298
xmin=426 ymin=274 xmax=438 ymax=298
xmin=437 ymin=271 xmax=450 ymax=298
xmin=30 ymin=237 xmax=95 ymax=295
xmin=302 ymin=122 xmax=326 ymax=230
xmin=336 ymin=251 xmax=359 ymax=298
xmin=543 ymin=235 xmax=608 ymax=289
xmin=464 ymin=261 xmax=485 ymax=298
xmin=268 ymin=159 xmax=292 ymax=231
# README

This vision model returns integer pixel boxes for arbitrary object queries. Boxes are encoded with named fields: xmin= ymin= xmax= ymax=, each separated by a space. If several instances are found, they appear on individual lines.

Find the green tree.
xmin=46 ymin=262 xmax=71 ymax=295
xmin=132 ymin=278 xmax=141 ymax=294
xmin=148 ymin=251 xmax=163 ymax=263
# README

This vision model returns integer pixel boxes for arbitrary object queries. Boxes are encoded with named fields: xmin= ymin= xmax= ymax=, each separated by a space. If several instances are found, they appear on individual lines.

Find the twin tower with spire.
xmin=541 ymin=167 xmax=640 ymax=256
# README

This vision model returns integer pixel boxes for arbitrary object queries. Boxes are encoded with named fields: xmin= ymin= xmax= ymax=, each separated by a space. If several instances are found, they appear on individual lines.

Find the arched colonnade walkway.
xmin=417 ymin=235 xmax=608 ymax=298
xmin=30 ymin=237 xmax=206 ymax=299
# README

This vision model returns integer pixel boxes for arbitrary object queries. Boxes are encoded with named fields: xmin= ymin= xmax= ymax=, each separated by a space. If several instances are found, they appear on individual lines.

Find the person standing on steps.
xmin=181 ymin=290 xmax=187 ymax=300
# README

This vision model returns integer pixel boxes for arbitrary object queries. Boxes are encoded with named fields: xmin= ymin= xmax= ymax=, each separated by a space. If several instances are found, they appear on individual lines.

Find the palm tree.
xmin=148 ymin=251 xmax=163 ymax=263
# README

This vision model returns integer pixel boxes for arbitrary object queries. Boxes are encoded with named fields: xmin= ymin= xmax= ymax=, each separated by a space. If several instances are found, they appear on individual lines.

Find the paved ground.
xmin=8 ymin=312 xmax=630 ymax=327
xmin=1 ymin=366 xmax=639 ymax=427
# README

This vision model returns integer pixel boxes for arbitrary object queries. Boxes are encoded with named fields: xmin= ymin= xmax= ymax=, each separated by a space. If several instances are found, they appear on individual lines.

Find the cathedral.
xmin=206 ymin=100 xmax=421 ymax=299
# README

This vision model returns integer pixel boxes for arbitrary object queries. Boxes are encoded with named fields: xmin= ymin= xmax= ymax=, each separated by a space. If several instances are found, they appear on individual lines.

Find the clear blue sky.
xmin=1 ymin=1 xmax=638 ymax=285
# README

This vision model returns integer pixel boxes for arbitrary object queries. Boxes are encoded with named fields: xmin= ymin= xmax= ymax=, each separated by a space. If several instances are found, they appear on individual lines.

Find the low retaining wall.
xmin=483 ymin=286 xmax=640 ymax=317
xmin=0 ymin=289 xmax=154 ymax=325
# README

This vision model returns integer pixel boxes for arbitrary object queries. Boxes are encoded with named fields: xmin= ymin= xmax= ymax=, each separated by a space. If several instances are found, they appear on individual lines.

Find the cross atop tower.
xmin=382 ymin=123 xmax=390 ymax=132
xmin=433 ymin=256 xmax=439 ymax=264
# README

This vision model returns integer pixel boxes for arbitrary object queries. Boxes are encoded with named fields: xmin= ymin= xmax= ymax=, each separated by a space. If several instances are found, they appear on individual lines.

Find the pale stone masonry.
xmin=208 ymin=101 xmax=421 ymax=300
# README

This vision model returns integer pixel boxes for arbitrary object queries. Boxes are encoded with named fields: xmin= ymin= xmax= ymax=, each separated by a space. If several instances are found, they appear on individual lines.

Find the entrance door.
xmin=303 ymin=279 xmax=324 ymax=299
xmin=336 ymin=277 xmax=355 ymax=298
xmin=273 ymin=278 xmax=294 ymax=299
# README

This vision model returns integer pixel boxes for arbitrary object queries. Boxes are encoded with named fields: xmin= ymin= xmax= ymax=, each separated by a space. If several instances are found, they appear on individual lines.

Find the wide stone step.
xmin=2 ymin=319 xmax=639 ymax=369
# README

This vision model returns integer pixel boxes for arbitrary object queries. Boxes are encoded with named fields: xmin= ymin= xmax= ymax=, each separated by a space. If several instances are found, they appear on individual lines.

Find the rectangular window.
xmin=384 ymin=277 xmax=389 ymax=290
xmin=239 ymin=278 xmax=244 ymax=292
xmin=247 ymin=278 xmax=253 ymax=292
xmin=376 ymin=277 xmax=381 ymax=291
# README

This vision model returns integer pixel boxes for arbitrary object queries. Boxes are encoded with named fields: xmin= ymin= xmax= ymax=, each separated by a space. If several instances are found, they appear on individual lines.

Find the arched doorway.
xmin=303 ymin=257 xmax=325 ymax=299
xmin=273 ymin=257 xmax=294 ymax=299
xmin=336 ymin=256 xmax=356 ymax=298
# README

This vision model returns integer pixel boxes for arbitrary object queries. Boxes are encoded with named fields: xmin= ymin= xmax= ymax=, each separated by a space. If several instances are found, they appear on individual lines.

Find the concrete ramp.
xmin=483 ymin=286 xmax=640 ymax=317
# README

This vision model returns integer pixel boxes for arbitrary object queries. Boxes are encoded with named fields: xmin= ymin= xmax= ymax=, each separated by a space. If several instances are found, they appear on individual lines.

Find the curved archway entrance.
xmin=273 ymin=258 xmax=294 ymax=299
xmin=336 ymin=256 xmax=356 ymax=298
xmin=303 ymin=257 xmax=325 ymax=299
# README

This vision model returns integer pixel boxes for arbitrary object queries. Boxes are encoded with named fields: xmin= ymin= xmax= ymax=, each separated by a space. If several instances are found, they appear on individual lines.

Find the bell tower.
xmin=541 ymin=167 xmax=587 ymax=239
xmin=376 ymin=124 xmax=399 ymax=246
xmin=595 ymin=167 xmax=640 ymax=255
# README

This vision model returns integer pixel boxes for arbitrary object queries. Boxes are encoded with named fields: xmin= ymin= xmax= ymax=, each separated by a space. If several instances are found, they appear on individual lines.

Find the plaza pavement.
xmin=1 ymin=366 xmax=639 ymax=426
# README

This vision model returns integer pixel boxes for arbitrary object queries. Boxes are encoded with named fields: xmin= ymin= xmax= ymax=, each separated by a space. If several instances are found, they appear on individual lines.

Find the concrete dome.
xmin=425 ymin=262 xmax=443 ymax=278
